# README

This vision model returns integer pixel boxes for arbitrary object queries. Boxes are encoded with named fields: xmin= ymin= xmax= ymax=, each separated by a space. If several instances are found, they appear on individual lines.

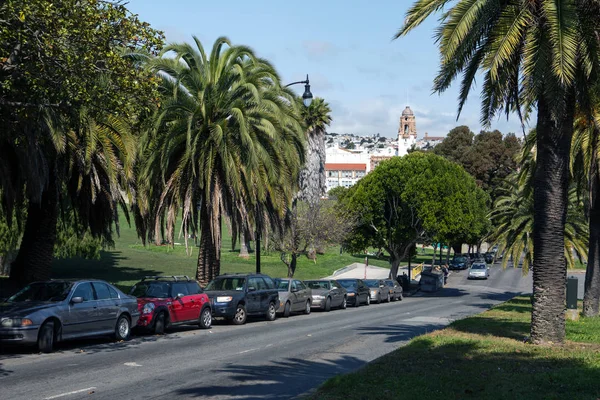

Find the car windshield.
xmin=130 ymin=282 xmax=171 ymax=298
xmin=8 ymin=282 xmax=73 ymax=302
xmin=363 ymin=280 xmax=379 ymax=287
xmin=453 ymin=257 xmax=467 ymax=263
xmin=205 ymin=277 xmax=246 ymax=291
xmin=337 ymin=280 xmax=357 ymax=289
xmin=274 ymin=279 xmax=290 ymax=292
xmin=385 ymin=281 xmax=394 ymax=287
xmin=306 ymin=281 xmax=330 ymax=290
xmin=471 ymin=264 xmax=487 ymax=269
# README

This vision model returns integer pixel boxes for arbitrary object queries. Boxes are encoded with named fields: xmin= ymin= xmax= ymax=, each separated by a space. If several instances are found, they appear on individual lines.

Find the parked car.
xmin=0 ymin=279 xmax=139 ymax=353
xmin=336 ymin=279 xmax=370 ymax=307
xmin=304 ymin=280 xmax=348 ymax=311
xmin=364 ymin=279 xmax=388 ymax=303
xmin=204 ymin=273 xmax=279 ymax=325
xmin=468 ymin=263 xmax=490 ymax=279
xmin=448 ymin=255 xmax=470 ymax=270
xmin=274 ymin=278 xmax=312 ymax=317
xmin=484 ymin=252 xmax=495 ymax=264
xmin=383 ymin=279 xmax=404 ymax=301
xmin=129 ymin=276 xmax=212 ymax=334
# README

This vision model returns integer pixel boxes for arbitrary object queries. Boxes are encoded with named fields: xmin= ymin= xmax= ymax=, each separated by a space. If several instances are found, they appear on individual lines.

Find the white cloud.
xmin=302 ymin=40 xmax=339 ymax=59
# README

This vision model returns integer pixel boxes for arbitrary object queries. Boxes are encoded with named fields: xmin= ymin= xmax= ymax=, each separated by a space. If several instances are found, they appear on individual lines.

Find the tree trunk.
xmin=10 ymin=172 xmax=59 ymax=286
xmin=389 ymin=255 xmax=401 ymax=280
xmin=431 ymin=244 xmax=437 ymax=266
xmin=583 ymin=170 xmax=600 ymax=317
xmin=446 ymin=246 xmax=451 ymax=264
xmin=196 ymin=206 xmax=221 ymax=287
xmin=531 ymin=95 xmax=573 ymax=344
xmin=239 ymin=231 xmax=249 ymax=259
xmin=286 ymin=253 xmax=297 ymax=278
xmin=451 ymin=243 xmax=462 ymax=255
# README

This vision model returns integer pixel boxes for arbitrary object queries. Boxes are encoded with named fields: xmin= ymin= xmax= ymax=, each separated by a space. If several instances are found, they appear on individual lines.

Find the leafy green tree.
xmin=141 ymin=37 xmax=305 ymax=285
xmin=327 ymin=186 xmax=349 ymax=201
xmin=433 ymin=126 xmax=474 ymax=163
xmin=342 ymin=152 xmax=488 ymax=279
xmin=397 ymin=0 xmax=600 ymax=344
xmin=1 ymin=0 xmax=163 ymax=284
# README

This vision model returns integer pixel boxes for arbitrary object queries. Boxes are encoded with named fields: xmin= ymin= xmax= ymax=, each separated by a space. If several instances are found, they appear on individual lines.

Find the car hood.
xmin=310 ymin=289 xmax=330 ymax=296
xmin=0 ymin=301 xmax=59 ymax=317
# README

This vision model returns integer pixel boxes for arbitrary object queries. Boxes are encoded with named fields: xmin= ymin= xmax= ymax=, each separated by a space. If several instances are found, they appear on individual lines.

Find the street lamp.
xmin=285 ymin=74 xmax=313 ymax=107
xmin=255 ymin=74 xmax=313 ymax=274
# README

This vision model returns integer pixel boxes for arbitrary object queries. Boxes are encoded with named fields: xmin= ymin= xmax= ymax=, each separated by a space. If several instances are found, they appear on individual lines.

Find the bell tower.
xmin=397 ymin=106 xmax=417 ymax=156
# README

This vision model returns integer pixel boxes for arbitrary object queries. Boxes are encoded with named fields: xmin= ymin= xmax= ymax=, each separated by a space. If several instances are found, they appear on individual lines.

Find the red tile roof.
xmin=325 ymin=163 xmax=367 ymax=171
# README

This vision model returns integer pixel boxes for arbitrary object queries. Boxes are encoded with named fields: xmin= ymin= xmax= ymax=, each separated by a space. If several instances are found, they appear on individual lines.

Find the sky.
xmin=127 ymin=0 xmax=530 ymax=139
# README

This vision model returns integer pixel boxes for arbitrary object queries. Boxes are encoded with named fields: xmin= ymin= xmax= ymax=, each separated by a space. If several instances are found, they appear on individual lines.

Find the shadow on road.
xmin=356 ymin=323 xmax=446 ymax=343
xmin=174 ymin=355 xmax=365 ymax=399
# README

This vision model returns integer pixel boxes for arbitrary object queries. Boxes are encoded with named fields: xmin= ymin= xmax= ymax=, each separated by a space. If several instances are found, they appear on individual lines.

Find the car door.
xmin=170 ymin=282 xmax=194 ymax=322
xmin=292 ymin=280 xmax=307 ymax=311
xmin=331 ymin=281 xmax=343 ymax=307
xmin=296 ymin=280 xmax=310 ymax=308
xmin=92 ymin=282 xmax=119 ymax=332
xmin=246 ymin=277 xmax=262 ymax=314
xmin=186 ymin=282 xmax=203 ymax=319
xmin=64 ymin=282 xmax=100 ymax=338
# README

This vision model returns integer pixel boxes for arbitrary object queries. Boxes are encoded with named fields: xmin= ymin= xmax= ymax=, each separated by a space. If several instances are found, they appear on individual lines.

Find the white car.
xmin=468 ymin=263 xmax=490 ymax=280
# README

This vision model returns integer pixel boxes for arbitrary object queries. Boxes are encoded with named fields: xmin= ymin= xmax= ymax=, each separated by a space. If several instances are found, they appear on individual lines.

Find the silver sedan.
xmin=468 ymin=263 xmax=490 ymax=280
xmin=0 ymin=280 xmax=140 ymax=352
xmin=304 ymin=280 xmax=348 ymax=311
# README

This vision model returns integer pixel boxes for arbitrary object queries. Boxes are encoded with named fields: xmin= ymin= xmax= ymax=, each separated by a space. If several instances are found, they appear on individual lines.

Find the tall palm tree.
xmin=571 ymin=108 xmax=600 ymax=316
xmin=396 ymin=0 xmax=600 ymax=344
xmin=142 ymin=37 xmax=305 ymax=285
xmin=297 ymin=98 xmax=332 ymax=204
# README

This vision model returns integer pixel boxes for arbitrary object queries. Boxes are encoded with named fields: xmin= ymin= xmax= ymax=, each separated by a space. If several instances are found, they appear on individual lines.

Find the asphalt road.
xmin=1 ymin=265 xmax=534 ymax=400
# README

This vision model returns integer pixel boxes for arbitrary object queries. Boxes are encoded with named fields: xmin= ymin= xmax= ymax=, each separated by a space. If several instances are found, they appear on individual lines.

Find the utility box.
xmin=566 ymin=276 xmax=578 ymax=310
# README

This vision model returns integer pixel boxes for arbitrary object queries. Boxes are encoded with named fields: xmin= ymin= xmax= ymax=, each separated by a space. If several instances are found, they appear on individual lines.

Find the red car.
xmin=129 ymin=276 xmax=212 ymax=334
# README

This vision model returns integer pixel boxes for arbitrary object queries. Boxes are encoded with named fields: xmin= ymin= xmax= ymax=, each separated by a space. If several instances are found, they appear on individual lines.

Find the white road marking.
xmin=238 ymin=348 xmax=258 ymax=354
xmin=124 ymin=362 xmax=142 ymax=367
xmin=44 ymin=387 xmax=96 ymax=400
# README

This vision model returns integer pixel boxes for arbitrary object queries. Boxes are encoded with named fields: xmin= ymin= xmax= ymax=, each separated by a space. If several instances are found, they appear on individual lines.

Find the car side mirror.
xmin=248 ymin=286 xmax=256 ymax=292
xmin=176 ymin=293 xmax=185 ymax=299
xmin=71 ymin=296 xmax=83 ymax=304
xmin=291 ymin=288 xmax=299 ymax=293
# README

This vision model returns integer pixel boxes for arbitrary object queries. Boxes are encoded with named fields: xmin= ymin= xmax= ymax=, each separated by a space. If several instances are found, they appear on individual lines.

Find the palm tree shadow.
xmin=356 ymin=322 xmax=447 ymax=343
xmin=173 ymin=355 xmax=365 ymax=399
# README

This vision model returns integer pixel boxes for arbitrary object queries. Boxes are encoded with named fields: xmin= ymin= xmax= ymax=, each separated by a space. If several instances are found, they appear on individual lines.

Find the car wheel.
xmin=341 ymin=296 xmax=347 ymax=309
xmin=386 ymin=293 xmax=391 ymax=303
xmin=38 ymin=321 xmax=55 ymax=353
xmin=398 ymin=293 xmax=404 ymax=301
xmin=324 ymin=297 xmax=331 ymax=312
xmin=115 ymin=314 xmax=131 ymax=341
xmin=304 ymin=300 xmax=311 ymax=315
xmin=376 ymin=294 xmax=381 ymax=304
xmin=283 ymin=301 xmax=291 ymax=318
xmin=154 ymin=312 xmax=167 ymax=335
xmin=266 ymin=302 xmax=277 ymax=321
xmin=366 ymin=295 xmax=371 ymax=306
xmin=354 ymin=296 xmax=360 ymax=308
xmin=199 ymin=307 xmax=212 ymax=329
xmin=232 ymin=304 xmax=247 ymax=325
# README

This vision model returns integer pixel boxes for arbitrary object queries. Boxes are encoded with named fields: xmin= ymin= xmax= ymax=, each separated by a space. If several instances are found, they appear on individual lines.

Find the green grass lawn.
xmin=51 ymin=215 xmax=393 ymax=291
xmin=308 ymin=297 xmax=600 ymax=400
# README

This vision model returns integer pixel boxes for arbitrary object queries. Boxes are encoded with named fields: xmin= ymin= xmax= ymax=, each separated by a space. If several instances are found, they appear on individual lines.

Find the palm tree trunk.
xmin=531 ymin=96 xmax=574 ymax=344
xmin=196 ymin=205 xmax=221 ymax=287
xmin=583 ymin=171 xmax=600 ymax=317
xmin=10 ymin=171 xmax=59 ymax=285
xmin=239 ymin=231 xmax=249 ymax=259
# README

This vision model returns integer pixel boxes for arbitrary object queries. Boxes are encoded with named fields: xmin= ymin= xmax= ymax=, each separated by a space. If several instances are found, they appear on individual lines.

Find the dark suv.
xmin=129 ymin=276 xmax=212 ymax=334
xmin=448 ymin=255 xmax=470 ymax=270
xmin=205 ymin=273 xmax=279 ymax=325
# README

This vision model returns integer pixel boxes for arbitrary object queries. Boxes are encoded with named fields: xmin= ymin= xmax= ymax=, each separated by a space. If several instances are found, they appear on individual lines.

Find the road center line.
xmin=44 ymin=387 xmax=97 ymax=400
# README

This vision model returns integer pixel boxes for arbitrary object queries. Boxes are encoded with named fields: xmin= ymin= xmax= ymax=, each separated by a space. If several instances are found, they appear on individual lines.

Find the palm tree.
xmin=396 ymin=0 xmax=600 ymax=344
xmin=142 ymin=37 xmax=305 ymax=285
xmin=297 ymin=98 xmax=332 ymax=204
xmin=571 ymin=107 xmax=600 ymax=316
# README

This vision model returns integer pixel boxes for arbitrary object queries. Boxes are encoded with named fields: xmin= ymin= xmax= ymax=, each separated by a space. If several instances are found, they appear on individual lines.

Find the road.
xmin=1 ymin=265 xmax=534 ymax=400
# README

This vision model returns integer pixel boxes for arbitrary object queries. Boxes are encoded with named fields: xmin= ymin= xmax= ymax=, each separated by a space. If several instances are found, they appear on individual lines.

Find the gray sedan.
xmin=0 ymin=279 xmax=140 ymax=353
xmin=274 ymin=278 xmax=312 ymax=317
xmin=364 ymin=279 xmax=388 ymax=303
xmin=468 ymin=263 xmax=490 ymax=279
xmin=304 ymin=280 xmax=348 ymax=311
xmin=383 ymin=279 xmax=404 ymax=301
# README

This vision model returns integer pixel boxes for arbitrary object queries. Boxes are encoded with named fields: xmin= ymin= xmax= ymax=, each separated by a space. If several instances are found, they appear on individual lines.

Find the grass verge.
xmin=308 ymin=296 xmax=600 ymax=400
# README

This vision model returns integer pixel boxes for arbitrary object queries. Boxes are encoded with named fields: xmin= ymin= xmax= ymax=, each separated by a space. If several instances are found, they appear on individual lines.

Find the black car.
xmin=448 ymin=255 xmax=470 ymax=270
xmin=204 ymin=273 xmax=279 ymax=325
xmin=336 ymin=279 xmax=371 ymax=307
xmin=484 ymin=252 xmax=495 ymax=264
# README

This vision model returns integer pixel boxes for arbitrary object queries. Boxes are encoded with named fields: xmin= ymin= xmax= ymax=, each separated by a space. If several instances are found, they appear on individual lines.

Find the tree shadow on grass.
xmin=52 ymin=250 xmax=162 ymax=291
xmin=313 ymin=339 xmax=600 ymax=400
xmin=173 ymin=355 xmax=365 ymax=400
xmin=450 ymin=316 xmax=530 ymax=341
xmin=356 ymin=322 xmax=447 ymax=344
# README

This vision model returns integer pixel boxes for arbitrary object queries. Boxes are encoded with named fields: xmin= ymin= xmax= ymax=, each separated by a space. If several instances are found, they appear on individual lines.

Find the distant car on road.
xmin=304 ymin=280 xmax=348 ymax=311
xmin=0 ymin=280 xmax=139 ymax=353
xmin=129 ymin=276 xmax=212 ymax=334
xmin=274 ymin=278 xmax=312 ymax=317
xmin=364 ymin=279 xmax=388 ymax=303
xmin=484 ymin=252 xmax=495 ymax=264
xmin=205 ymin=273 xmax=279 ymax=325
xmin=336 ymin=279 xmax=371 ymax=307
xmin=449 ymin=255 xmax=470 ymax=270
xmin=468 ymin=263 xmax=490 ymax=280
xmin=383 ymin=279 xmax=403 ymax=301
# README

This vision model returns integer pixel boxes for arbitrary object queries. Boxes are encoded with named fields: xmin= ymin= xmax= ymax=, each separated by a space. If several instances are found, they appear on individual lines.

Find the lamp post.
xmin=255 ymin=75 xmax=313 ymax=274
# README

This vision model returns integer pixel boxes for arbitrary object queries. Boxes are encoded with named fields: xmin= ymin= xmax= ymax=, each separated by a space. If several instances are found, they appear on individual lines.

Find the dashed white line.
xmin=44 ymin=387 xmax=96 ymax=400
